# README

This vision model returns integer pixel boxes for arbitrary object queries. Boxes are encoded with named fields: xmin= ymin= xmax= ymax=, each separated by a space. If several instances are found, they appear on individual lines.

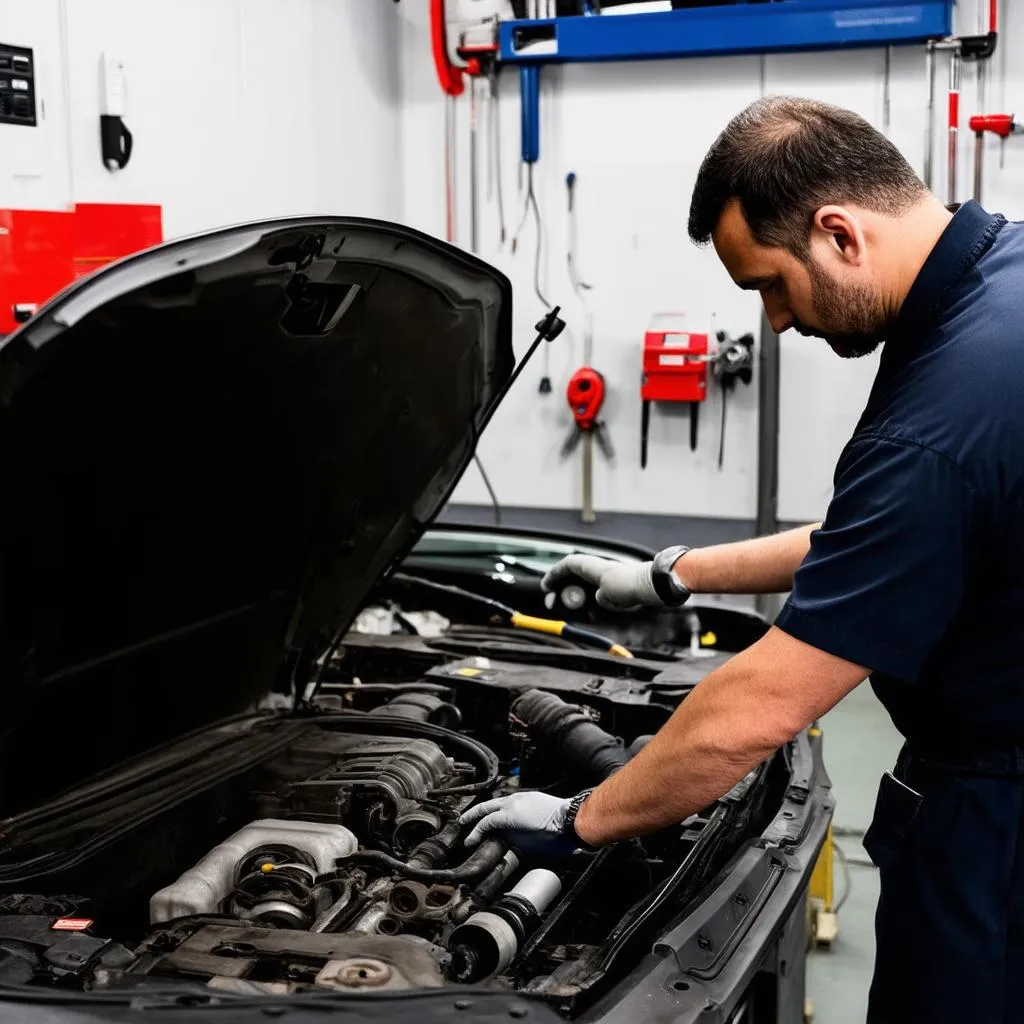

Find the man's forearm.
xmin=573 ymin=626 xmax=867 ymax=846
xmin=673 ymin=523 xmax=820 ymax=595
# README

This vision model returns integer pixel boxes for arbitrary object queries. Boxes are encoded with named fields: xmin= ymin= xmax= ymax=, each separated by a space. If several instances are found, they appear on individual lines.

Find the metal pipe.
xmin=469 ymin=78 xmax=479 ymax=253
xmin=924 ymin=42 xmax=936 ymax=188
xmin=883 ymin=47 xmax=892 ymax=136
xmin=973 ymin=129 xmax=984 ymax=203
xmin=754 ymin=309 xmax=780 ymax=620
xmin=444 ymin=94 xmax=457 ymax=243
xmin=947 ymin=45 xmax=961 ymax=204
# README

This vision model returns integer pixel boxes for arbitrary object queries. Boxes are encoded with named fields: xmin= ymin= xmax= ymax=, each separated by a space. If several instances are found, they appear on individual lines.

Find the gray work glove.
xmin=460 ymin=792 xmax=578 ymax=859
xmin=542 ymin=548 xmax=690 ymax=611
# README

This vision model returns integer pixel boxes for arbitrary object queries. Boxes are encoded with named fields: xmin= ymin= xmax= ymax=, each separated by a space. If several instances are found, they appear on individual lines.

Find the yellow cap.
xmin=260 ymin=863 xmax=275 ymax=874
xmin=700 ymin=631 xmax=717 ymax=647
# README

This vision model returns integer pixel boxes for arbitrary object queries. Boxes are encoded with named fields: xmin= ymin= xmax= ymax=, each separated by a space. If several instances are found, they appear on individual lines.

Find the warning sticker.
xmin=51 ymin=918 xmax=93 ymax=931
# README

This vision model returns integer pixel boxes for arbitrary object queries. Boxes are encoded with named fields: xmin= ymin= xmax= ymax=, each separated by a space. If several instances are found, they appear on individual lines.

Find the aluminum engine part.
xmin=131 ymin=922 xmax=447 ymax=990
xmin=149 ymin=820 xmax=357 ymax=924
xmin=259 ymin=734 xmax=458 ymax=853
xmin=448 ymin=869 xmax=562 ymax=982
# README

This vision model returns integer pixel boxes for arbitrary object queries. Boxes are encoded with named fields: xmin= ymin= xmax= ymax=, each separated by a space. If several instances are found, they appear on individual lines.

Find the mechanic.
xmin=460 ymin=96 xmax=1024 ymax=1023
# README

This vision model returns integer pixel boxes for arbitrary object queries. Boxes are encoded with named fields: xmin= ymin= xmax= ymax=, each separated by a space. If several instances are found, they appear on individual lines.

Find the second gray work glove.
xmin=541 ymin=546 xmax=691 ymax=611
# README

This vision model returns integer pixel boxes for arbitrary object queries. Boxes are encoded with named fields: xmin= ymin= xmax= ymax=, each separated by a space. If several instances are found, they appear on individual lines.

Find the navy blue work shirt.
xmin=775 ymin=201 xmax=1024 ymax=773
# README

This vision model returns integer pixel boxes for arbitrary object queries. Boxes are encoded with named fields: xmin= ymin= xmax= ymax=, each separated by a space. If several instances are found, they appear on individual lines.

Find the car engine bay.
xmin=0 ymin=661 xmax=786 ymax=1015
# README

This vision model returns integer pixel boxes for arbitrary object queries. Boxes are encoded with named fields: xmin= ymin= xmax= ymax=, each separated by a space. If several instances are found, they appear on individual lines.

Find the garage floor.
xmin=805 ymin=684 xmax=904 ymax=1024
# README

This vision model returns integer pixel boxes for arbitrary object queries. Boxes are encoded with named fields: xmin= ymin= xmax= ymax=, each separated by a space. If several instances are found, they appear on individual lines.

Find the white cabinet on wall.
xmin=0 ymin=0 xmax=72 ymax=211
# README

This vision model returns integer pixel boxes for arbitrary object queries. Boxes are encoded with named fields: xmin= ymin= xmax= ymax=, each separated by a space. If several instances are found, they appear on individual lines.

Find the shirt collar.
xmin=891 ymin=200 xmax=1005 ymax=342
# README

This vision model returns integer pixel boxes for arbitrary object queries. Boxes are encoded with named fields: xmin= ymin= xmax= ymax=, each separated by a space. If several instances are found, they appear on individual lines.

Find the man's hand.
xmin=460 ymin=792 xmax=578 ymax=858
xmin=542 ymin=555 xmax=664 ymax=610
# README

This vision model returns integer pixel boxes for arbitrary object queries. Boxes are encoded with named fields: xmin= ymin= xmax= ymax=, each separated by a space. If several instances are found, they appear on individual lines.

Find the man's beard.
xmin=792 ymin=260 xmax=888 ymax=359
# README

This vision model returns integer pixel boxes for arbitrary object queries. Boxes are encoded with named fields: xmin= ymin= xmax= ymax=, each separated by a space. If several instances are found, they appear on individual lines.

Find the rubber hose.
xmin=512 ymin=689 xmax=626 ymax=782
xmin=370 ymin=692 xmax=462 ymax=730
xmin=339 ymin=839 xmax=507 ymax=884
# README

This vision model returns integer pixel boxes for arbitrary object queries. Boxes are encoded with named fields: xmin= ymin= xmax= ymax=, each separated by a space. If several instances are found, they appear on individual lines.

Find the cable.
xmin=512 ymin=164 xmax=552 ymax=393
xmin=473 ymin=453 xmax=502 ymax=526
xmin=833 ymin=840 xmax=855 ymax=912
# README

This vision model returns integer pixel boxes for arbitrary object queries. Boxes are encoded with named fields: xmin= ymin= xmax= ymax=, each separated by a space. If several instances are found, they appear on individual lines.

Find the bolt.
xmin=734 ymin=892 xmax=749 ymax=907
xmin=455 ymin=999 xmax=474 ymax=1010
xmin=696 ymin=934 xmax=713 ymax=953
xmin=509 ymin=1006 xmax=529 ymax=1019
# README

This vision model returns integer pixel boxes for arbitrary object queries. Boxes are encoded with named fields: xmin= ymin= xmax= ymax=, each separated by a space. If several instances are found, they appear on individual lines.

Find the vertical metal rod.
xmin=924 ymin=43 xmax=936 ymax=189
xmin=947 ymin=46 xmax=961 ymax=205
xmin=444 ymin=94 xmax=457 ymax=243
xmin=581 ymin=433 xmax=595 ymax=524
xmin=883 ymin=47 xmax=892 ymax=136
xmin=754 ymin=310 xmax=781 ymax=620
xmin=973 ymin=130 xmax=984 ymax=204
xmin=469 ymin=79 xmax=479 ymax=253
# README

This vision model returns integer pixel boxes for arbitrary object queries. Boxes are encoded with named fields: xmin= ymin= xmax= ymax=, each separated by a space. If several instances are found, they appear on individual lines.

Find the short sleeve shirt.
xmin=775 ymin=202 xmax=1024 ymax=771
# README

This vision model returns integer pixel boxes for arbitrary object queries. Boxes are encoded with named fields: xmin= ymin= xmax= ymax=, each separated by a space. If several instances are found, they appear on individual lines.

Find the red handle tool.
xmin=566 ymin=367 xmax=605 ymax=432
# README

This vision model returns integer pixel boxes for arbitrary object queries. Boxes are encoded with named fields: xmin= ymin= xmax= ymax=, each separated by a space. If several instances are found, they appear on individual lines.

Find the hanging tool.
xmin=711 ymin=332 xmax=755 ymax=470
xmin=561 ymin=367 xmax=613 ymax=524
xmin=923 ymin=0 xmax=998 ymax=197
xmin=640 ymin=316 xmax=709 ymax=468
xmin=970 ymin=114 xmax=1022 ymax=204
xmin=430 ymin=0 xmax=467 ymax=243
xmin=511 ymin=64 xmax=552 ymax=394
xmin=564 ymin=170 xmax=604 ymax=523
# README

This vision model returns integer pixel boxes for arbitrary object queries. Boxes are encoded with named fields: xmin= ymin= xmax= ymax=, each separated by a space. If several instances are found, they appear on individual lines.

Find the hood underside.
xmin=0 ymin=218 xmax=513 ymax=813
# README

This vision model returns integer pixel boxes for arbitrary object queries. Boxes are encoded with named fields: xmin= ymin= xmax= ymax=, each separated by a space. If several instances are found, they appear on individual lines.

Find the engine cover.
xmin=258 ymin=733 xmax=459 ymax=853
xmin=129 ymin=921 xmax=448 ymax=992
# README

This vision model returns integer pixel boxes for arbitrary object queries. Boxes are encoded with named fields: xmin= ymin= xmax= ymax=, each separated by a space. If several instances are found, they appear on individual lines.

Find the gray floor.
xmin=805 ymin=683 xmax=904 ymax=1024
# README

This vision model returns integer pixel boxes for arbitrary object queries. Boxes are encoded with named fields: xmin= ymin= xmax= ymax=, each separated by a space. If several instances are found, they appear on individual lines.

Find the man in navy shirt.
xmin=461 ymin=97 xmax=1024 ymax=1022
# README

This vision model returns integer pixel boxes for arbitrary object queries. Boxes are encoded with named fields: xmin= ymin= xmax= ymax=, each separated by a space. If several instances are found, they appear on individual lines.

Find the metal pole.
xmin=444 ymin=94 xmax=457 ymax=243
xmin=924 ymin=42 xmax=936 ymax=189
xmin=973 ymin=130 xmax=984 ymax=204
xmin=947 ymin=45 xmax=961 ymax=205
xmin=581 ymin=433 xmax=595 ymax=524
xmin=754 ymin=310 xmax=781 ymax=620
xmin=469 ymin=79 xmax=479 ymax=253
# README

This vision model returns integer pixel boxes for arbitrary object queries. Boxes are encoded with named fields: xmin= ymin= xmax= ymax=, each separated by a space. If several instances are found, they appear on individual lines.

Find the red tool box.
xmin=0 ymin=203 xmax=163 ymax=335
xmin=641 ymin=314 xmax=710 ymax=466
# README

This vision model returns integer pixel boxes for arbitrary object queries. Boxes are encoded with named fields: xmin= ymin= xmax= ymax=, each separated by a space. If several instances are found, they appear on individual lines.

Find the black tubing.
xmin=339 ymin=838 xmax=507 ymax=884
xmin=512 ymin=690 xmax=626 ymax=782
xmin=369 ymin=692 xmax=462 ymax=730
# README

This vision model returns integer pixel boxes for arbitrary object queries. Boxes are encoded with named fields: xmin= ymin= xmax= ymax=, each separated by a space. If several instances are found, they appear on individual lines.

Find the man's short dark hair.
xmin=688 ymin=96 xmax=927 ymax=257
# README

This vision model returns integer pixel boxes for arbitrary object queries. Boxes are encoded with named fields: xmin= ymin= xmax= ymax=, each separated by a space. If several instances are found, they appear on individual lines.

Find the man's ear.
xmin=813 ymin=205 xmax=866 ymax=266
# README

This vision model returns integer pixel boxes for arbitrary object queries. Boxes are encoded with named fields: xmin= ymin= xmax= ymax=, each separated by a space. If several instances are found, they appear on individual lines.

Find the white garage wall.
xmin=397 ymin=0 xmax=1021 ymax=525
xmin=0 ymin=0 xmax=403 ymax=233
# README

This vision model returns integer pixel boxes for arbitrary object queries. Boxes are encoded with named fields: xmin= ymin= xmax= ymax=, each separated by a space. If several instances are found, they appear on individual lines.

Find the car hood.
xmin=0 ymin=218 xmax=513 ymax=813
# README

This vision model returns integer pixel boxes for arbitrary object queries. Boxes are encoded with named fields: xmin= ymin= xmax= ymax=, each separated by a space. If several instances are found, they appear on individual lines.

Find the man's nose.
xmin=762 ymin=294 xmax=792 ymax=334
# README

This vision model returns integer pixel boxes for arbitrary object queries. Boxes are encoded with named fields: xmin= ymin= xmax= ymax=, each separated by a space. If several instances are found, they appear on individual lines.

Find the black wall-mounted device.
xmin=0 ymin=43 xmax=37 ymax=127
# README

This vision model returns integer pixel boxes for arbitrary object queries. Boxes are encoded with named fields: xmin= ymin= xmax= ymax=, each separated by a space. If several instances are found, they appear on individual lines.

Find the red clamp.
xmin=562 ymin=367 xmax=613 ymax=458
xmin=969 ymin=113 xmax=1019 ymax=138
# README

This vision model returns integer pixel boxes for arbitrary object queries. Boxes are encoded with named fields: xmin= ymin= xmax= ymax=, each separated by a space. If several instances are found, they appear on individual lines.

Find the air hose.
xmin=512 ymin=689 xmax=626 ymax=782
xmin=389 ymin=573 xmax=633 ymax=659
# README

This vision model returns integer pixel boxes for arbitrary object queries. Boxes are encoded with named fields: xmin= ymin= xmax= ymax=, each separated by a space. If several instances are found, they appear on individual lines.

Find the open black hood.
xmin=0 ymin=218 xmax=513 ymax=813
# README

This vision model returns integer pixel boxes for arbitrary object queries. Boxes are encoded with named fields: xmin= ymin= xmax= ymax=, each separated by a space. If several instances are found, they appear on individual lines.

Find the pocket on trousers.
xmin=863 ymin=770 xmax=923 ymax=873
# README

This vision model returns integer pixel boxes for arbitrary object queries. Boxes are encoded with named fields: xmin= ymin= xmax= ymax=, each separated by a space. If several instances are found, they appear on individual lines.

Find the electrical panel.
xmin=0 ymin=43 xmax=37 ymax=127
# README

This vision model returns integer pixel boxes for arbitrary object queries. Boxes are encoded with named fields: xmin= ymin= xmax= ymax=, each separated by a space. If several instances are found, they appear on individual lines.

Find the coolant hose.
xmin=512 ymin=689 xmax=627 ymax=782
xmin=338 ymin=838 xmax=507 ymax=885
